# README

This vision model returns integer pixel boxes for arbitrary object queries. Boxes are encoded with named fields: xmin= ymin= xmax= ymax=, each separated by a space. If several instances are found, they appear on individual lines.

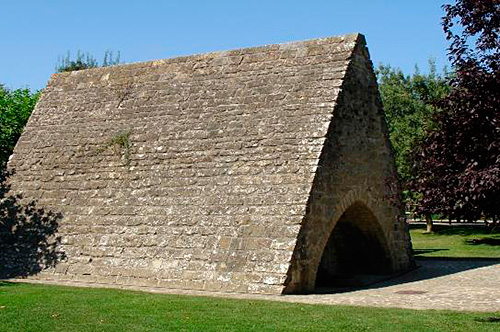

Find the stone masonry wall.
xmin=7 ymin=34 xmax=413 ymax=294
xmin=284 ymin=38 xmax=414 ymax=293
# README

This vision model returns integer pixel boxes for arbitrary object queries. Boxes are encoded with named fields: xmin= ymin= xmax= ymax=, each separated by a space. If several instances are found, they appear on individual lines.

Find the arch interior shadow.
xmin=315 ymin=201 xmax=393 ymax=292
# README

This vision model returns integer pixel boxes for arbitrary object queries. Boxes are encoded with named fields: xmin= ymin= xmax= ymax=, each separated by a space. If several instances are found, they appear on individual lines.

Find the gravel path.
xmin=279 ymin=259 xmax=500 ymax=312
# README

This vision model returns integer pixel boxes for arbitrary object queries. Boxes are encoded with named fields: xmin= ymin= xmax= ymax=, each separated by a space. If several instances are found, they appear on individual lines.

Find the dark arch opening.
xmin=315 ymin=201 xmax=392 ymax=290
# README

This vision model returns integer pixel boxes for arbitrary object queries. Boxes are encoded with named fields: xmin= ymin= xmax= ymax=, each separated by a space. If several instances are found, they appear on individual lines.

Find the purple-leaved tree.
xmin=411 ymin=0 xmax=500 ymax=230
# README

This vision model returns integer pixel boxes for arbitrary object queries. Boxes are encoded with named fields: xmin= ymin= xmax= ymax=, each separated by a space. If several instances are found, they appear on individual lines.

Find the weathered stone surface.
xmin=7 ymin=33 xmax=413 ymax=294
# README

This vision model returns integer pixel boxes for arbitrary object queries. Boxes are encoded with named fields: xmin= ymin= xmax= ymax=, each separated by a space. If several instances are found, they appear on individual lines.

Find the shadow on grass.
xmin=409 ymin=223 xmax=499 ymax=236
xmin=466 ymin=238 xmax=500 ymax=246
xmin=0 ymin=169 xmax=65 ymax=279
xmin=411 ymin=223 xmax=500 ymax=248
xmin=413 ymin=248 xmax=450 ymax=255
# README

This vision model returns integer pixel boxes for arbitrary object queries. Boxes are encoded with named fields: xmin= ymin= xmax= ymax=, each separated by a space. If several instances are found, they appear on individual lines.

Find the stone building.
xmin=7 ymin=33 xmax=413 ymax=294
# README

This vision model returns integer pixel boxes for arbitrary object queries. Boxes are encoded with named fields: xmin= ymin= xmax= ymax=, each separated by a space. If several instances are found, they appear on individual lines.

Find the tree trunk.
xmin=425 ymin=215 xmax=433 ymax=233
xmin=489 ymin=215 xmax=498 ymax=233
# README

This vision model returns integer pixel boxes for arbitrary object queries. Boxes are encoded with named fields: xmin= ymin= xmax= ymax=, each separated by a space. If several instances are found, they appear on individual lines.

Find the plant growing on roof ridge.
xmin=56 ymin=50 xmax=121 ymax=73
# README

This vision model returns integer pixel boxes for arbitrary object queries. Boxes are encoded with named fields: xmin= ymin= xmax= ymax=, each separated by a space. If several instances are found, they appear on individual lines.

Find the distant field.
xmin=1 ymin=282 xmax=499 ymax=332
xmin=410 ymin=224 xmax=500 ymax=258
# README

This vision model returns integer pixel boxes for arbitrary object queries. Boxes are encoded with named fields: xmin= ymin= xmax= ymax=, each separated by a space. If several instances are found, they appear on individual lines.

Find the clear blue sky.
xmin=1 ymin=0 xmax=451 ymax=91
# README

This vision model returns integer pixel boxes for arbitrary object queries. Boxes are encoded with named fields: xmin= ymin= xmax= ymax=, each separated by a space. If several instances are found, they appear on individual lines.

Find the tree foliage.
xmin=411 ymin=0 xmax=500 ymax=222
xmin=56 ymin=50 xmax=120 ymax=73
xmin=377 ymin=61 xmax=450 ymax=185
xmin=0 ymin=85 xmax=39 ymax=169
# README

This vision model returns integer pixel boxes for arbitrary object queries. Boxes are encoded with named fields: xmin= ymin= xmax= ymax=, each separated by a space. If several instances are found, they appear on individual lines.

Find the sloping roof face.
xmin=9 ymin=34 xmax=362 ymax=293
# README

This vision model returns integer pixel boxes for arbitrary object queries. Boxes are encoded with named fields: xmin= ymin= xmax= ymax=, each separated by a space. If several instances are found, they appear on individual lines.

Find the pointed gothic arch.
xmin=315 ymin=201 xmax=392 ymax=288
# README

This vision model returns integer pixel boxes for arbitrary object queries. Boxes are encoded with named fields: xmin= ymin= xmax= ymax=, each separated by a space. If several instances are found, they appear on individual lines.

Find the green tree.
xmin=410 ymin=0 xmax=500 ymax=226
xmin=1 ymin=50 xmax=121 ymax=169
xmin=56 ymin=50 xmax=120 ymax=73
xmin=0 ymin=85 xmax=40 ymax=169
xmin=377 ymin=61 xmax=451 ymax=186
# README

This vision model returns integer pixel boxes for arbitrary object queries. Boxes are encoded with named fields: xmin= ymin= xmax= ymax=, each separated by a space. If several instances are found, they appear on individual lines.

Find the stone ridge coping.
xmin=49 ymin=33 xmax=363 ymax=79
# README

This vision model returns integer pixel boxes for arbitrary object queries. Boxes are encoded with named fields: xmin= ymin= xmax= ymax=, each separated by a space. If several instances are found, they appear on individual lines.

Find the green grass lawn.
xmin=0 ymin=282 xmax=499 ymax=332
xmin=1 ymin=225 xmax=499 ymax=331
xmin=410 ymin=224 xmax=500 ymax=258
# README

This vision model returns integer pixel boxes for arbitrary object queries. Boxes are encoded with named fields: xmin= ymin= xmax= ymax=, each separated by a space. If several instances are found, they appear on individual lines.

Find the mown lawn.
xmin=1 ymin=225 xmax=499 ymax=331
xmin=0 ymin=282 xmax=499 ymax=332
xmin=410 ymin=224 xmax=500 ymax=258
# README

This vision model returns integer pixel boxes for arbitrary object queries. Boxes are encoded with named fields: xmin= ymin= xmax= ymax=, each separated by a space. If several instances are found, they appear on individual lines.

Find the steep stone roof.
xmin=8 ymin=34 xmax=413 ymax=294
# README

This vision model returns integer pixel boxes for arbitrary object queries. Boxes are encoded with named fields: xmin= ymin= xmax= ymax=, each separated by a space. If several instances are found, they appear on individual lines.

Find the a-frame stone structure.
xmin=7 ymin=34 xmax=413 ymax=294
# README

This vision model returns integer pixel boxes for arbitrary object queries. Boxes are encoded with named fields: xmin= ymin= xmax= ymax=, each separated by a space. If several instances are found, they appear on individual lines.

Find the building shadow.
xmin=0 ymin=169 xmax=65 ymax=279
xmin=314 ymin=224 xmax=500 ymax=294
xmin=314 ymin=257 xmax=500 ymax=294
